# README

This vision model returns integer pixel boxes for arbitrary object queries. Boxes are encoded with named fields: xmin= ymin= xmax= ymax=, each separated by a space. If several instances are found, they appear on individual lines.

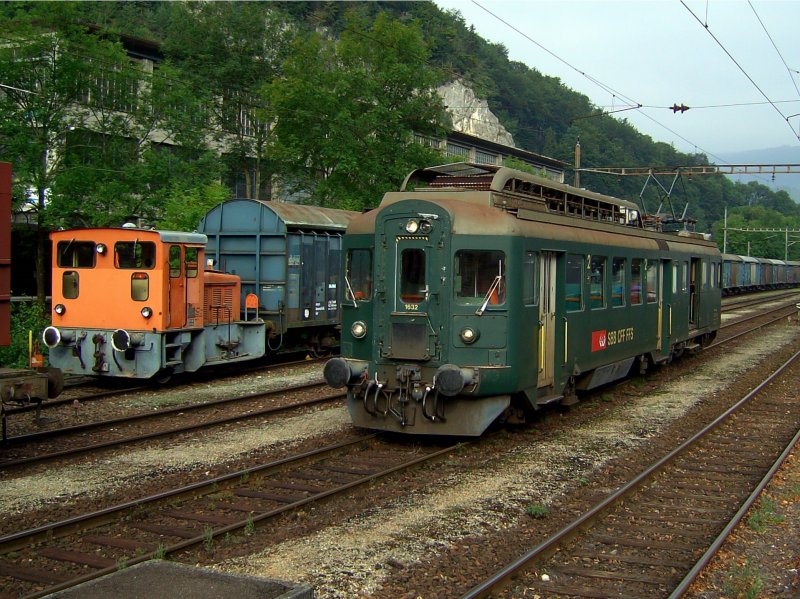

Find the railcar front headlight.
xmin=96 ymin=243 xmax=107 ymax=255
xmin=405 ymin=219 xmax=419 ymax=234
xmin=141 ymin=306 xmax=153 ymax=319
xmin=351 ymin=320 xmax=367 ymax=339
xmin=460 ymin=326 xmax=479 ymax=344
xmin=419 ymin=219 xmax=433 ymax=233
xmin=54 ymin=304 xmax=66 ymax=315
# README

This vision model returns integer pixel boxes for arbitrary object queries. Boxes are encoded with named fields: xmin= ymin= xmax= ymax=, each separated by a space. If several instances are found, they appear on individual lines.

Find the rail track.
xmin=0 ymin=380 xmax=341 ymax=470
xmin=0 ymin=435 xmax=460 ymax=598
xmin=461 ymin=349 xmax=800 ymax=598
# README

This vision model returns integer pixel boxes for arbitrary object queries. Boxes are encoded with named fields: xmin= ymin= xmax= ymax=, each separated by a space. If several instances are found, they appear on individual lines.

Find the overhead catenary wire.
xmin=680 ymin=0 xmax=800 ymax=142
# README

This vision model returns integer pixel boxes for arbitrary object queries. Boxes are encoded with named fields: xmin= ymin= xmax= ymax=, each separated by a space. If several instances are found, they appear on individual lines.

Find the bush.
xmin=0 ymin=301 xmax=50 ymax=369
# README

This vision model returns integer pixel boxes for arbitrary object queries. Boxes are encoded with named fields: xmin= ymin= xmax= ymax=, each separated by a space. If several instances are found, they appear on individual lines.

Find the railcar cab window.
xmin=455 ymin=250 xmax=505 ymax=305
xmin=612 ymin=257 xmax=625 ymax=307
xmin=345 ymin=248 xmax=372 ymax=302
xmin=646 ymin=260 xmax=658 ymax=303
xmin=400 ymin=249 xmax=427 ymax=302
xmin=523 ymin=251 xmax=538 ymax=306
xmin=566 ymin=254 xmax=583 ymax=312
xmin=590 ymin=256 xmax=605 ymax=309
xmin=631 ymin=258 xmax=643 ymax=305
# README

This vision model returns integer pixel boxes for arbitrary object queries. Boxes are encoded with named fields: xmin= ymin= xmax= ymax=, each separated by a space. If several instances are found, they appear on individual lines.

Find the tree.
xmin=162 ymin=2 xmax=292 ymax=200
xmin=266 ymin=12 xmax=448 ymax=209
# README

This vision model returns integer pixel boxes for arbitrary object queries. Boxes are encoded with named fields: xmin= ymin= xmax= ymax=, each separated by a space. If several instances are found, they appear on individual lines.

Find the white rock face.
xmin=437 ymin=80 xmax=515 ymax=147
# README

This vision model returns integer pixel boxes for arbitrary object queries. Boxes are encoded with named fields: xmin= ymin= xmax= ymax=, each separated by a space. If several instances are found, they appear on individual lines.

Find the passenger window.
xmin=630 ymin=258 xmax=642 ymax=305
xmin=131 ymin=273 xmax=149 ymax=301
xmin=590 ymin=256 xmax=605 ymax=309
xmin=523 ymin=251 xmax=537 ymax=306
xmin=346 ymin=248 xmax=373 ymax=301
xmin=455 ymin=250 xmax=505 ymax=305
xmin=169 ymin=246 xmax=181 ymax=278
xmin=57 ymin=241 xmax=96 ymax=268
xmin=566 ymin=254 xmax=583 ymax=312
xmin=400 ymin=248 xmax=426 ymax=303
xmin=702 ymin=261 xmax=708 ymax=288
xmin=186 ymin=247 xmax=199 ymax=278
xmin=115 ymin=241 xmax=156 ymax=269
xmin=62 ymin=271 xmax=79 ymax=299
xmin=646 ymin=260 xmax=658 ymax=303
xmin=612 ymin=257 xmax=625 ymax=307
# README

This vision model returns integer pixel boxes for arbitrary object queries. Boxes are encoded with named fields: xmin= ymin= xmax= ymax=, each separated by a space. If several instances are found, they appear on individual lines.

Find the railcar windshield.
xmin=455 ymin=250 xmax=505 ymax=305
xmin=400 ymin=248 xmax=426 ymax=302
xmin=345 ymin=248 xmax=373 ymax=302
xmin=115 ymin=241 xmax=156 ymax=269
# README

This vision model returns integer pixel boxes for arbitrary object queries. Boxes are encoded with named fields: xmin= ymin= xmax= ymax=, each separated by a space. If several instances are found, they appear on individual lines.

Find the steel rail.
xmin=1 ymin=385 xmax=342 ymax=470
xmin=460 ymin=347 xmax=800 ymax=599
xmin=13 ymin=437 xmax=461 ymax=599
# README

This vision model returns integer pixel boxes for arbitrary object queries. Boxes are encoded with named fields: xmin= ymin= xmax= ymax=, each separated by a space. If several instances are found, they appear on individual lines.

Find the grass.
xmin=525 ymin=503 xmax=548 ymax=519
xmin=722 ymin=559 xmax=764 ymax=599
xmin=747 ymin=496 xmax=784 ymax=533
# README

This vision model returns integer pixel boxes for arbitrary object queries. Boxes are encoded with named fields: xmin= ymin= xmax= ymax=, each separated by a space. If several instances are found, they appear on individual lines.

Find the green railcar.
xmin=325 ymin=163 xmax=721 ymax=436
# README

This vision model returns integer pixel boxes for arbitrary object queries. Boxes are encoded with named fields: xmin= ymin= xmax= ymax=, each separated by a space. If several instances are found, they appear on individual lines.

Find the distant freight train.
xmin=43 ymin=200 xmax=356 ymax=380
xmin=324 ymin=162 xmax=727 ymax=436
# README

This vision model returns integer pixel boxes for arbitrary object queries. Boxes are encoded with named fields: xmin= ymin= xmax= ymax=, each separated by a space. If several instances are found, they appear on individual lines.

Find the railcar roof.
xmin=400 ymin=162 xmax=641 ymax=211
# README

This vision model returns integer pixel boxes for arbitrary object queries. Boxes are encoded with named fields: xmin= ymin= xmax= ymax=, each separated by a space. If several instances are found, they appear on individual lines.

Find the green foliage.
xmin=266 ymin=10 xmax=448 ymax=210
xmin=0 ymin=301 xmax=49 ymax=368
xmin=747 ymin=496 xmax=784 ymax=533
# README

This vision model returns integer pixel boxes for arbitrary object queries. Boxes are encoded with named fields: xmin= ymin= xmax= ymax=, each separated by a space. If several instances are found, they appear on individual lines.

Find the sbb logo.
xmin=591 ymin=330 xmax=607 ymax=352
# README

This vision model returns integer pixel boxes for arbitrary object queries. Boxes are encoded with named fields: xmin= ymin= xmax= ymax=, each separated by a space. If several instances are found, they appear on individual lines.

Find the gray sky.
xmin=434 ymin=0 xmax=800 ymax=157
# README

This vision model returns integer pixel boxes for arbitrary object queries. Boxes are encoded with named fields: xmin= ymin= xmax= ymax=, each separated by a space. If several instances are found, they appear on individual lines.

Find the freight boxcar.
xmin=198 ymin=199 xmax=357 ymax=355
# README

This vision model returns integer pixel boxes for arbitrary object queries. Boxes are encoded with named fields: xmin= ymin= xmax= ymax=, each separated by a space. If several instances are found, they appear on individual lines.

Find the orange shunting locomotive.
xmin=43 ymin=227 xmax=265 ymax=379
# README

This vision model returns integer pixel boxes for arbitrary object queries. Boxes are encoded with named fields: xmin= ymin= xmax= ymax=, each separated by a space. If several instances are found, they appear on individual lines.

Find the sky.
xmin=433 ymin=0 xmax=800 ymax=157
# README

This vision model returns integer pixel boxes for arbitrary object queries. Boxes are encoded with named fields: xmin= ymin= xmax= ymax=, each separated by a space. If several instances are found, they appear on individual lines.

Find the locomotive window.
xmin=523 ymin=251 xmax=537 ymax=305
xmin=62 ymin=271 xmax=79 ymax=299
xmin=169 ymin=245 xmax=181 ymax=278
xmin=590 ymin=256 xmax=605 ymax=309
xmin=131 ymin=273 xmax=149 ymax=301
xmin=611 ymin=257 xmax=625 ymax=307
xmin=346 ymin=249 xmax=373 ymax=301
xmin=57 ymin=241 xmax=96 ymax=268
xmin=186 ymin=247 xmax=199 ymax=278
xmin=455 ymin=250 xmax=505 ymax=305
xmin=630 ymin=259 xmax=642 ymax=305
xmin=565 ymin=254 xmax=583 ymax=312
xmin=400 ymin=249 xmax=426 ymax=303
xmin=115 ymin=241 xmax=156 ymax=270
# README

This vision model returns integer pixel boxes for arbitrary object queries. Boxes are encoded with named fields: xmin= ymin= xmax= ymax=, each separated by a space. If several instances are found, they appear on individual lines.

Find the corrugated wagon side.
xmin=198 ymin=199 xmax=357 ymax=354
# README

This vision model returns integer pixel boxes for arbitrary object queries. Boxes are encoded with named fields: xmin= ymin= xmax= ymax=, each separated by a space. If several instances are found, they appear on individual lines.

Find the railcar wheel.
xmin=153 ymin=368 xmax=173 ymax=385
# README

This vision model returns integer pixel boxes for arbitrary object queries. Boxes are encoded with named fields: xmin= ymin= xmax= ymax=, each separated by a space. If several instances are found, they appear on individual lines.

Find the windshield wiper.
xmin=475 ymin=275 xmax=502 ymax=316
